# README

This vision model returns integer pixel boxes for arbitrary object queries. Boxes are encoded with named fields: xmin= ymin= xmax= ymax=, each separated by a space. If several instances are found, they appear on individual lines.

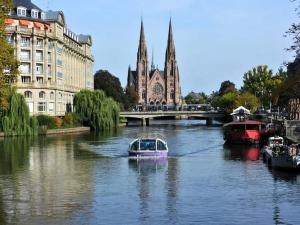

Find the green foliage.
xmin=242 ymin=65 xmax=283 ymax=107
xmin=216 ymin=92 xmax=238 ymax=112
xmin=94 ymin=70 xmax=124 ymax=103
xmin=0 ymin=89 xmax=38 ymax=136
xmin=63 ymin=112 xmax=78 ymax=128
xmin=0 ymin=0 xmax=19 ymax=110
xmin=219 ymin=80 xmax=237 ymax=96
xmin=185 ymin=91 xmax=208 ymax=104
xmin=36 ymin=115 xmax=56 ymax=129
xmin=74 ymin=90 xmax=120 ymax=132
xmin=123 ymin=86 xmax=139 ymax=110
xmin=236 ymin=92 xmax=260 ymax=112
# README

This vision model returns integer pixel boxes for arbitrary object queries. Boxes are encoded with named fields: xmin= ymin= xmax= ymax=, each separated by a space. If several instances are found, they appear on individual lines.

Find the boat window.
xmin=270 ymin=139 xmax=283 ymax=145
xmin=246 ymin=125 xmax=259 ymax=130
xmin=157 ymin=140 xmax=167 ymax=151
xmin=140 ymin=140 xmax=156 ymax=151
xmin=131 ymin=141 xmax=139 ymax=151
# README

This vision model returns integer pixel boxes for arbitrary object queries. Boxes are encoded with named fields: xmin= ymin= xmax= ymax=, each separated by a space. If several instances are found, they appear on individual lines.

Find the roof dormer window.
xmin=31 ymin=9 xmax=39 ymax=18
xmin=17 ymin=7 xmax=27 ymax=17
xmin=41 ymin=12 xmax=45 ymax=20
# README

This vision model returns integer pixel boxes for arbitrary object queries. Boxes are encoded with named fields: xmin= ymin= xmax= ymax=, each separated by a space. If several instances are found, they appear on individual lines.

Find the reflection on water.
xmin=223 ymin=145 xmax=260 ymax=161
xmin=0 ymin=120 xmax=300 ymax=225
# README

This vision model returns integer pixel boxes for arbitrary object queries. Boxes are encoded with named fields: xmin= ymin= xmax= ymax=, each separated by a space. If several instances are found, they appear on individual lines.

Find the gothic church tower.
xmin=164 ymin=19 xmax=181 ymax=106
xmin=136 ymin=19 xmax=149 ymax=104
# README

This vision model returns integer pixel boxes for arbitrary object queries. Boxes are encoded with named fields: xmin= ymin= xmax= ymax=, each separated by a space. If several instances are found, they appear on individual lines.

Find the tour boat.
xmin=128 ymin=136 xmax=168 ymax=158
xmin=223 ymin=106 xmax=265 ymax=145
xmin=262 ymin=137 xmax=300 ymax=171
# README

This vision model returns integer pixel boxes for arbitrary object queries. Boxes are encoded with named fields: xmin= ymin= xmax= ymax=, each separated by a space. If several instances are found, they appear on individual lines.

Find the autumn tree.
xmin=0 ymin=0 xmax=19 ymax=111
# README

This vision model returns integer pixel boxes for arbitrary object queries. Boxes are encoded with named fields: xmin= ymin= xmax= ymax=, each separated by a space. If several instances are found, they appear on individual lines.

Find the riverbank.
xmin=0 ymin=127 xmax=90 ymax=138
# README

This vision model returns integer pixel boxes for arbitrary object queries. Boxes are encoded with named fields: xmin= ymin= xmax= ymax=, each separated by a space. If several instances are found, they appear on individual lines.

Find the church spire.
xmin=151 ymin=48 xmax=155 ymax=71
xmin=137 ymin=18 xmax=147 ymax=61
xmin=166 ymin=18 xmax=175 ymax=58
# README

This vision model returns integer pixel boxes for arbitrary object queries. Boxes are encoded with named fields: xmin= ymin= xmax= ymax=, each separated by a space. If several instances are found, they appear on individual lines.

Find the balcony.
xmin=36 ymin=57 xmax=44 ymax=62
xmin=20 ymin=42 xmax=31 ymax=47
xmin=20 ymin=56 xmax=31 ymax=61
xmin=36 ymin=44 xmax=44 ymax=49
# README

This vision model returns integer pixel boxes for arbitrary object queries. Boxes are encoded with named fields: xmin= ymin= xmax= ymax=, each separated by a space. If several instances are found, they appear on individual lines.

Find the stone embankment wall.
xmin=0 ymin=127 xmax=90 ymax=137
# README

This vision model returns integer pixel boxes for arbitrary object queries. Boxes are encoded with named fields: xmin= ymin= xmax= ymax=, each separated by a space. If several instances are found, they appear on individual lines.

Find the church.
xmin=127 ymin=19 xmax=182 ymax=109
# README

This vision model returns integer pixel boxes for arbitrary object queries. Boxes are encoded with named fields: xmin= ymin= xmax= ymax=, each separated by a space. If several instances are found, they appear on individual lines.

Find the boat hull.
xmin=128 ymin=150 xmax=168 ymax=158
xmin=263 ymin=148 xmax=300 ymax=171
xmin=224 ymin=130 xmax=261 ymax=145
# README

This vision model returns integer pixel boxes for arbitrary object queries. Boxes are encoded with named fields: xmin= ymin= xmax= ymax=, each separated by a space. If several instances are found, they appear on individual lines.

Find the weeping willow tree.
xmin=0 ymin=89 xmax=38 ymax=136
xmin=74 ymin=90 xmax=120 ymax=132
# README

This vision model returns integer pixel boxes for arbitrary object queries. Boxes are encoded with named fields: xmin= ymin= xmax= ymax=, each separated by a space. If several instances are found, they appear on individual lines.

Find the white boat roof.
xmin=269 ymin=136 xmax=284 ymax=141
xmin=231 ymin=106 xmax=251 ymax=115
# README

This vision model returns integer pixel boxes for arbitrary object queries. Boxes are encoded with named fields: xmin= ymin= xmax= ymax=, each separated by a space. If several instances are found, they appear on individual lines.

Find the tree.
xmin=242 ymin=65 xmax=282 ymax=107
xmin=218 ymin=80 xmax=237 ymax=96
xmin=0 ymin=0 xmax=19 ymax=110
xmin=94 ymin=70 xmax=124 ymax=103
xmin=184 ymin=91 xmax=208 ymax=104
xmin=236 ymin=92 xmax=260 ymax=112
xmin=73 ymin=90 xmax=120 ymax=131
xmin=0 ymin=89 xmax=38 ymax=136
xmin=123 ymin=86 xmax=139 ymax=110
xmin=216 ymin=92 xmax=238 ymax=112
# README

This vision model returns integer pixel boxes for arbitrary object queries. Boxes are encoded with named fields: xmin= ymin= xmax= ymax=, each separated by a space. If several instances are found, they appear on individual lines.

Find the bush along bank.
xmin=0 ymin=90 xmax=120 ymax=137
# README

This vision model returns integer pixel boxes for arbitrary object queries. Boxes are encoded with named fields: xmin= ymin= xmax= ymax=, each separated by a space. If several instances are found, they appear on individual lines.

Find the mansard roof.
xmin=78 ymin=34 xmax=93 ymax=46
xmin=13 ymin=0 xmax=42 ymax=11
xmin=45 ymin=10 xmax=66 ymax=26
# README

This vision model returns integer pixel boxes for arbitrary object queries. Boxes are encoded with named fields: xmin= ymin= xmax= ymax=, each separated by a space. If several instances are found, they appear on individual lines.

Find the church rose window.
xmin=153 ymin=83 xmax=163 ymax=96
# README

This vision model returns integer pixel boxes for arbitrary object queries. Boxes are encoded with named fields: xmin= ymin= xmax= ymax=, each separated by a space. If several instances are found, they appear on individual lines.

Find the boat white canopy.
xmin=231 ymin=106 xmax=251 ymax=116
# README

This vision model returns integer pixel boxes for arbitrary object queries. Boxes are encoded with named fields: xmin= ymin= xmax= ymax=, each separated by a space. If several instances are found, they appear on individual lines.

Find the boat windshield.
xmin=140 ymin=140 xmax=156 ymax=151
xmin=130 ymin=139 xmax=168 ymax=151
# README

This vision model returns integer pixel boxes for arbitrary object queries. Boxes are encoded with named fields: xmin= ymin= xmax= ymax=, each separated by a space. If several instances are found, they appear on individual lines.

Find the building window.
xmin=170 ymin=63 xmax=174 ymax=76
xmin=20 ymin=50 xmax=30 ymax=61
xmin=36 ymin=64 xmax=43 ymax=75
xmin=48 ymin=52 xmax=52 ymax=63
xmin=41 ymin=12 xmax=46 ymax=20
xmin=6 ymin=35 xmax=15 ymax=45
xmin=36 ymin=51 xmax=43 ymax=61
xmin=50 ymin=92 xmax=55 ymax=100
xmin=21 ymin=76 xmax=31 ymax=84
xmin=21 ymin=37 xmax=30 ymax=47
xmin=36 ymin=77 xmax=44 ymax=84
xmin=24 ymin=91 xmax=32 ymax=99
xmin=36 ymin=39 xmax=43 ymax=48
xmin=170 ymin=93 xmax=175 ymax=99
xmin=49 ymin=102 xmax=54 ymax=112
xmin=142 ymin=91 xmax=146 ymax=99
xmin=57 ymin=72 xmax=63 ymax=79
xmin=57 ymin=59 xmax=63 ymax=66
xmin=31 ymin=9 xmax=39 ymax=18
xmin=17 ymin=7 xmax=27 ymax=17
xmin=142 ymin=63 xmax=146 ymax=76
xmin=48 ymin=65 xmax=52 ymax=77
xmin=38 ymin=102 xmax=46 ymax=112
xmin=19 ymin=63 xmax=30 ymax=74
xmin=39 ymin=91 xmax=46 ymax=99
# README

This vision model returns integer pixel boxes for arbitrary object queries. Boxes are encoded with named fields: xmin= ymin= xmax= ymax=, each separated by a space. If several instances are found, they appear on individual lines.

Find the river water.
xmin=0 ymin=120 xmax=299 ymax=225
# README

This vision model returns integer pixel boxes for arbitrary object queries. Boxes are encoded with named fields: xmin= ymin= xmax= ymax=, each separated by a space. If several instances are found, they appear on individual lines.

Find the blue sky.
xmin=35 ymin=0 xmax=297 ymax=95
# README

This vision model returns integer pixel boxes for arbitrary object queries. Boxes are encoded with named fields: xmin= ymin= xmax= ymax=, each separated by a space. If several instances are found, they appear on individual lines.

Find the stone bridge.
xmin=120 ymin=111 xmax=226 ymax=126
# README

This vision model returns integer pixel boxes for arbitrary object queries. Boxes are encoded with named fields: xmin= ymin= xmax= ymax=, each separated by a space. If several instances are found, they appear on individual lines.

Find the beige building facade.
xmin=5 ymin=0 xmax=94 ymax=116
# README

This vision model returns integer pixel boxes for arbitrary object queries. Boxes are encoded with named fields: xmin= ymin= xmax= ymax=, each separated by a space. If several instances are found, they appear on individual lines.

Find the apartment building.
xmin=5 ymin=0 xmax=94 ymax=116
